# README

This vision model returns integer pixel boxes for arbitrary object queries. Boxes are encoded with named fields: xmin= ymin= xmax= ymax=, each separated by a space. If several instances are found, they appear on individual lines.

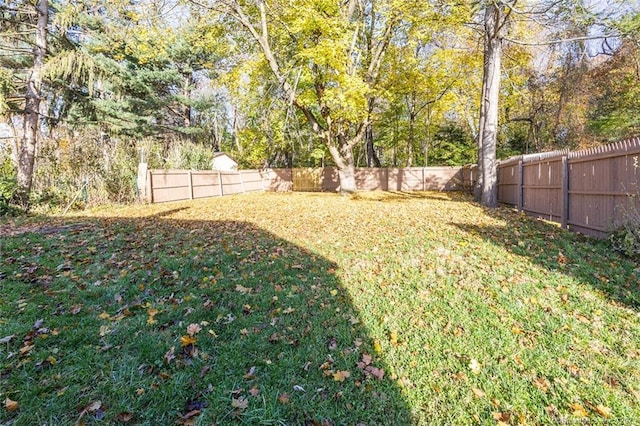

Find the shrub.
xmin=609 ymin=198 xmax=640 ymax=260
xmin=0 ymin=157 xmax=18 ymax=215
xmin=610 ymin=222 xmax=640 ymax=260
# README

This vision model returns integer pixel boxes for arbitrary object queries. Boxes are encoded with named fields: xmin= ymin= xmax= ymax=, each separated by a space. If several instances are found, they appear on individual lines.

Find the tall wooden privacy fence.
xmin=142 ymin=166 xmax=468 ymax=204
xmin=497 ymin=138 xmax=640 ymax=237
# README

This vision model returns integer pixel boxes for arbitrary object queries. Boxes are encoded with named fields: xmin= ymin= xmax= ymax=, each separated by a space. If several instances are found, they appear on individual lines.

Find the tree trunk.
xmin=15 ymin=0 xmax=47 ymax=209
xmin=476 ymin=2 xmax=504 ymax=208
xmin=337 ymin=165 xmax=356 ymax=194
xmin=407 ymin=111 xmax=416 ymax=167
xmin=183 ymin=73 xmax=192 ymax=128
xmin=365 ymin=123 xmax=381 ymax=167
xmin=328 ymin=142 xmax=357 ymax=194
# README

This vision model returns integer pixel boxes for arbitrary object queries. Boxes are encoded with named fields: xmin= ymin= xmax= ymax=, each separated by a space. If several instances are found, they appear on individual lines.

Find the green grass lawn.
xmin=2 ymin=191 xmax=640 ymax=425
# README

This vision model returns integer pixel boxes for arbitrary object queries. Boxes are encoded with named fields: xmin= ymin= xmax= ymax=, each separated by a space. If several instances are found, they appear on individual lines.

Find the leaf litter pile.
xmin=1 ymin=191 xmax=640 ymax=424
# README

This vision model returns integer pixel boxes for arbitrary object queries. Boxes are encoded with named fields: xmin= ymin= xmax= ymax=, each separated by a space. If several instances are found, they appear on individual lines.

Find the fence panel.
xmin=355 ymin=168 xmax=388 ymax=190
xmin=497 ymin=138 xmax=640 ymax=238
xmin=567 ymin=142 xmax=640 ymax=236
xmin=461 ymin=165 xmax=478 ymax=192
xmin=240 ymin=170 xmax=265 ymax=192
xmin=191 ymin=171 xmax=221 ymax=199
xmin=220 ymin=172 xmax=244 ymax=195
xmin=497 ymin=161 xmax=520 ymax=206
xmin=387 ymin=168 xmax=421 ymax=191
xmin=522 ymin=157 xmax=563 ymax=223
xmin=322 ymin=167 xmax=340 ymax=192
xmin=425 ymin=167 xmax=465 ymax=190
xmin=293 ymin=168 xmax=323 ymax=192
xmin=148 ymin=170 xmax=191 ymax=203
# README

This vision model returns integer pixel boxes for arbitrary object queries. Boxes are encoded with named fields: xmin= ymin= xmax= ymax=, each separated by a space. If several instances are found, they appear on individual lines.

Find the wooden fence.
xmin=497 ymin=138 xmax=640 ymax=237
xmin=143 ymin=166 xmax=468 ymax=204
xmin=292 ymin=166 xmax=466 ymax=192
xmin=143 ymin=169 xmax=293 ymax=203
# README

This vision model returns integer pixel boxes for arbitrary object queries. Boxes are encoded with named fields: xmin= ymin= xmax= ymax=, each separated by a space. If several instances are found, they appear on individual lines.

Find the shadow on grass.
xmin=0 ymin=216 xmax=412 ymax=425
xmin=451 ymin=208 xmax=640 ymax=310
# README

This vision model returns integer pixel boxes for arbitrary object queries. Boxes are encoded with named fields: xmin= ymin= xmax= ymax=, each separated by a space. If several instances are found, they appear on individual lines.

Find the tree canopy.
xmin=0 ymin=0 xmax=638 ymax=207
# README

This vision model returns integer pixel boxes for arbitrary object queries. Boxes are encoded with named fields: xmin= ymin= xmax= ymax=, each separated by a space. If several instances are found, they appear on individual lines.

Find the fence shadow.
xmin=0 ymin=216 xmax=412 ymax=425
xmin=450 ymin=209 xmax=640 ymax=310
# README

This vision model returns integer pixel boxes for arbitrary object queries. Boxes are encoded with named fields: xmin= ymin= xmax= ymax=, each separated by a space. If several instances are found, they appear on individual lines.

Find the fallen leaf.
xmin=147 ymin=308 xmax=159 ymax=325
xmin=533 ymin=377 xmax=550 ymax=393
xmin=365 ymin=366 xmax=385 ymax=380
xmin=231 ymin=397 xmax=248 ymax=410
xmin=182 ymin=409 xmax=201 ymax=419
xmin=4 ymin=397 xmax=18 ymax=412
xmin=468 ymin=358 xmax=481 ymax=375
xmin=180 ymin=335 xmax=197 ymax=347
xmin=327 ymin=337 xmax=338 ymax=351
xmin=333 ymin=370 xmax=351 ymax=382
xmin=557 ymin=252 xmax=568 ymax=265
xmin=186 ymin=400 xmax=206 ymax=411
xmin=472 ymin=387 xmax=486 ymax=398
xmin=186 ymin=323 xmax=201 ymax=336
xmin=19 ymin=344 xmax=34 ymax=355
xmin=200 ymin=365 xmax=211 ymax=378
xmin=594 ymin=404 xmax=612 ymax=418
xmin=236 ymin=285 xmax=251 ymax=294
xmin=0 ymin=335 xmax=15 ymax=344
xmin=77 ymin=400 xmax=102 ymax=424
xmin=164 ymin=346 xmax=176 ymax=364
xmin=319 ymin=361 xmax=332 ymax=370
xmin=278 ymin=393 xmax=290 ymax=404
xmin=361 ymin=354 xmax=372 ymax=365
xmin=569 ymin=403 xmax=588 ymax=417
xmin=243 ymin=366 xmax=256 ymax=380
xmin=493 ymin=412 xmax=511 ymax=422
xmin=114 ymin=411 xmax=134 ymax=423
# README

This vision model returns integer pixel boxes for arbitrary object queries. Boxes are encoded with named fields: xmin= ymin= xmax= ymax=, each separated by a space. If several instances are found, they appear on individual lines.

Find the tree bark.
xmin=365 ymin=123 xmax=381 ymax=167
xmin=476 ymin=2 xmax=505 ymax=208
xmin=328 ymin=142 xmax=357 ymax=194
xmin=407 ymin=111 xmax=416 ymax=168
xmin=15 ymin=0 xmax=47 ymax=209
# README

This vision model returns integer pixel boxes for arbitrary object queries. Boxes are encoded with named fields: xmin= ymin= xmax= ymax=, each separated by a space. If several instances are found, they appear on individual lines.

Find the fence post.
xmin=238 ymin=171 xmax=246 ymax=194
xmin=517 ymin=160 xmax=523 ymax=212
xmin=148 ymin=170 xmax=154 ymax=203
xmin=422 ymin=168 xmax=426 ymax=191
xmin=218 ymin=170 xmax=224 ymax=196
xmin=385 ymin=168 xmax=390 ymax=191
xmin=187 ymin=171 xmax=194 ymax=200
xmin=561 ymin=156 xmax=569 ymax=229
